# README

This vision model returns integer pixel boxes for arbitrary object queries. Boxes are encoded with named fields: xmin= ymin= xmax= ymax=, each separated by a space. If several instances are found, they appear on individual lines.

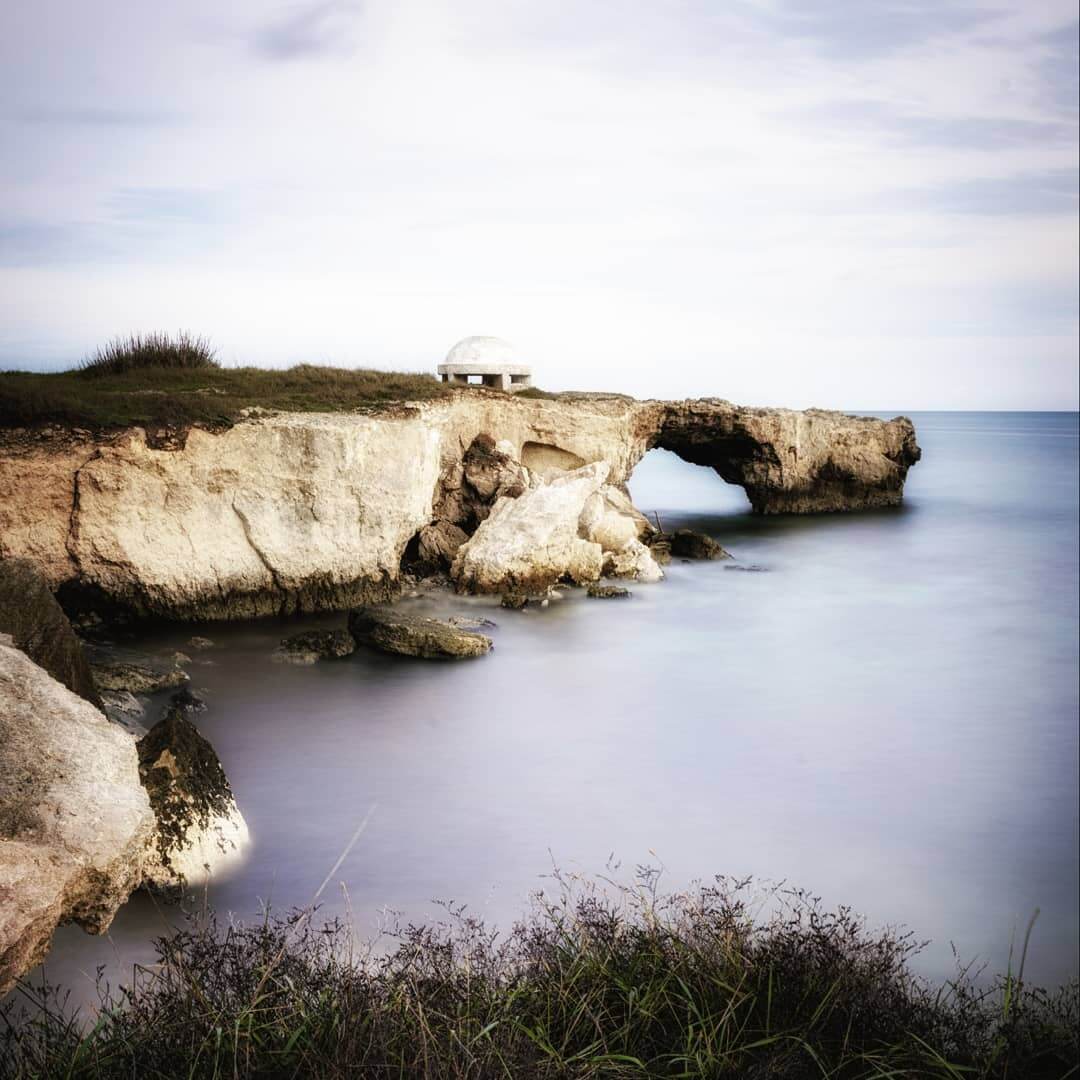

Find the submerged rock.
xmin=0 ymin=557 xmax=101 ymax=707
xmin=99 ymin=689 xmax=149 ymax=736
xmin=348 ymin=605 xmax=492 ymax=659
xmin=274 ymin=628 xmax=356 ymax=665
xmin=0 ymin=637 xmax=155 ymax=996
xmin=137 ymin=695 xmax=249 ymax=889
xmin=188 ymin=636 xmax=215 ymax=650
xmin=500 ymin=593 xmax=531 ymax=610
xmin=668 ymin=529 xmax=732 ymax=561
xmin=587 ymin=584 xmax=631 ymax=599
xmin=91 ymin=659 xmax=189 ymax=695
xmin=446 ymin=614 xmax=498 ymax=630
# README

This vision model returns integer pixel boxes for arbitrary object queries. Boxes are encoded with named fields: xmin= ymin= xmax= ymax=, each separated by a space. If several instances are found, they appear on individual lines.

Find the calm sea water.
xmin=35 ymin=411 xmax=1080 ymax=1003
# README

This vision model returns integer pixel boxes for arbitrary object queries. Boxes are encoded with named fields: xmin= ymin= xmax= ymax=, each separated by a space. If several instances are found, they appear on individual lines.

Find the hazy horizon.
xmin=2 ymin=0 xmax=1077 ymax=411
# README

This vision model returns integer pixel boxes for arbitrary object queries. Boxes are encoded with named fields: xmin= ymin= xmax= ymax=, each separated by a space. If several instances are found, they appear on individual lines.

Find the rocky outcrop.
xmin=0 ymin=394 xmax=919 ymax=620
xmin=0 ymin=637 xmax=156 ymax=996
xmin=348 ymin=606 xmax=492 ymax=659
xmin=137 ymin=696 xmax=249 ymax=889
xmin=0 ymin=558 xmax=101 ymax=706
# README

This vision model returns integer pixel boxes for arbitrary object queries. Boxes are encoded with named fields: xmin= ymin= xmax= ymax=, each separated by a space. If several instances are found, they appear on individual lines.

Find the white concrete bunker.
xmin=438 ymin=336 xmax=532 ymax=393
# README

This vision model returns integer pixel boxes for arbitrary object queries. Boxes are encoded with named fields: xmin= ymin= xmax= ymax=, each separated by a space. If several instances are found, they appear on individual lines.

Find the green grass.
xmin=2 ymin=871 xmax=1076 ymax=1079
xmin=79 ymin=332 xmax=220 ymax=378
xmin=0 ymin=363 xmax=454 ymax=432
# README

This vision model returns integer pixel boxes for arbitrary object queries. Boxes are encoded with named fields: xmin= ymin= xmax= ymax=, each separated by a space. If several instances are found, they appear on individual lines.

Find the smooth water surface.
xmin=36 ymin=412 xmax=1080 ymax=1004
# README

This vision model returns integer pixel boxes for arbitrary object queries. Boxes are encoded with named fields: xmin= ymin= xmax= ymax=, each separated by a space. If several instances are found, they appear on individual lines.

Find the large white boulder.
xmin=452 ymin=463 xmax=611 ymax=593
xmin=0 ymin=637 xmax=155 ymax=995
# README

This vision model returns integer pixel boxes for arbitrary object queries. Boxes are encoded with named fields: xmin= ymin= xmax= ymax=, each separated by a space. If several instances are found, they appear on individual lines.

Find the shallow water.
xmin=33 ymin=411 xmax=1080 ymax=1005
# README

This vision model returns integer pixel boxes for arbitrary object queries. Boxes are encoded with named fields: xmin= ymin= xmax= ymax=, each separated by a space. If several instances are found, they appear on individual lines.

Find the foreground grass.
xmin=0 ymin=363 xmax=454 ymax=431
xmin=2 ymin=872 xmax=1076 ymax=1079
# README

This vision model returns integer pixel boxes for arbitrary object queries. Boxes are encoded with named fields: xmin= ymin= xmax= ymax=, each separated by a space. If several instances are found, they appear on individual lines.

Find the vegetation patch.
xmin=2 ymin=871 xmax=1075 ymax=1078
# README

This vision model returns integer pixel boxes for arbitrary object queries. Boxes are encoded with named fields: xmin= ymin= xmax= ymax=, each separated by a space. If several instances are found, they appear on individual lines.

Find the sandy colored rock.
xmin=348 ymin=605 xmax=492 ymax=659
xmin=452 ymin=463 xmax=611 ymax=594
xmin=0 ymin=639 xmax=155 ymax=996
xmin=91 ymin=659 xmax=189 ymax=695
xmin=0 ymin=395 xmax=919 ymax=619
xmin=587 ymin=584 xmax=631 ymax=599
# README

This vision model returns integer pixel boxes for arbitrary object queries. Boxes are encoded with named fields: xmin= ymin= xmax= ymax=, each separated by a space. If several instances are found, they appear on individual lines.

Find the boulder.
xmin=137 ymin=695 xmax=249 ymax=889
xmin=416 ymin=521 xmax=470 ymax=571
xmin=0 ymin=557 xmax=101 ymax=707
xmin=602 ymin=539 xmax=664 ymax=582
xmin=274 ymin=628 xmax=356 ymax=665
xmin=668 ymin=529 xmax=732 ymax=560
xmin=452 ymin=463 xmax=611 ymax=594
xmin=348 ymin=606 xmax=492 ymax=659
xmin=0 ymin=637 xmax=155 ymax=996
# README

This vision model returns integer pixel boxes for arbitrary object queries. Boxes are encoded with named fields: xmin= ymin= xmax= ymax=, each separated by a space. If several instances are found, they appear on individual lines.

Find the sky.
xmin=1 ymin=0 xmax=1077 ymax=409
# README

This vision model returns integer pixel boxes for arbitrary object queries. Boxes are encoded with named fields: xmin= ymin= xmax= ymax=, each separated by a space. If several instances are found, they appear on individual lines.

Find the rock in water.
xmin=587 ymin=584 xmax=631 ymax=599
xmin=452 ymin=463 xmax=611 ymax=593
xmin=90 ymin=659 xmax=189 ymax=695
xmin=0 ymin=637 xmax=155 ymax=996
xmin=348 ymin=606 xmax=492 ymax=659
xmin=0 ymin=557 xmax=101 ymax=707
xmin=138 ymin=696 xmax=249 ymax=889
xmin=668 ymin=529 xmax=731 ymax=560
xmin=274 ymin=628 xmax=356 ymax=665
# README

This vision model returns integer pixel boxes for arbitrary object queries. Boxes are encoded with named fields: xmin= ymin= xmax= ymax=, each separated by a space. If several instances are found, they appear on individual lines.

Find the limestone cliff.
xmin=0 ymin=394 xmax=919 ymax=620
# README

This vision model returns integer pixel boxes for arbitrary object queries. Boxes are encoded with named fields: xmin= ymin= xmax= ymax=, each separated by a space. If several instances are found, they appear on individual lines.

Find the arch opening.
xmin=628 ymin=448 xmax=751 ymax=519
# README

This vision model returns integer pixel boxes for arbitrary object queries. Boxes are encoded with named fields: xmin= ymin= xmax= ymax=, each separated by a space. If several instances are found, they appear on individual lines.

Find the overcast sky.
xmin=1 ymin=0 xmax=1077 ymax=409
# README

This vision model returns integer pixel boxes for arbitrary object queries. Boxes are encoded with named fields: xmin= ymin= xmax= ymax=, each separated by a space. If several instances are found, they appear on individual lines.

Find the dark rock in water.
xmin=500 ymin=593 xmax=530 ymax=610
xmin=414 ymin=521 xmax=470 ymax=574
xmin=91 ymin=659 xmax=189 ymax=695
xmin=587 ymin=584 xmax=631 ymax=599
xmin=137 ymin=693 xmax=247 ymax=887
xmin=188 ymin=636 xmax=215 ymax=650
xmin=0 ymin=558 xmax=101 ymax=707
xmin=724 ymin=564 xmax=769 ymax=573
xmin=348 ymin=605 xmax=492 ymax=659
xmin=645 ymin=536 xmax=672 ymax=565
xmin=99 ymin=689 xmax=149 ymax=736
xmin=275 ymin=628 xmax=356 ymax=665
xmin=668 ymin=529 xmax=731 ymax=561
xmin=447 ymin=614 xmax=498 ymax=630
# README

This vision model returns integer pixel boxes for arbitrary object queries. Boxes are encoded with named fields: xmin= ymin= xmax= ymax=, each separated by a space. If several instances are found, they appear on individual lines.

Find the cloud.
xmin=19 ymin=107 xmax=183 ymax=128
xmin=901 ymin=168 xmax=1079 ymax=216
xmin=251 ymin=0 xmax=363 ymax=60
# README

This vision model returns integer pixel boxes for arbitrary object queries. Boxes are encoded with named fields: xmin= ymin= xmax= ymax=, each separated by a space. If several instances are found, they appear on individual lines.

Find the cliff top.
xmin=0 ymin=364 xmax=524 ymax=434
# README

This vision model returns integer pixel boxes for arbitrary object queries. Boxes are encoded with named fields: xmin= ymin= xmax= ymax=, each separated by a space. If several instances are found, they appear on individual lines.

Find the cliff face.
xmin=0 ymin=394 xmax=919 ymax=619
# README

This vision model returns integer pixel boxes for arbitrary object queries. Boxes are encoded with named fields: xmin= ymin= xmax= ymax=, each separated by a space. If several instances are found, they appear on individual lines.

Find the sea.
xmin=30 ymin=411 xmax=1080 ymax=1006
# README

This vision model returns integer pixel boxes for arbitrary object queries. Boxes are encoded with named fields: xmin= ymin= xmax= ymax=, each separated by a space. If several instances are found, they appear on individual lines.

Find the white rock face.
xmin=0 ymin=396 xmax=920 ymax=618
xmin=0 ymin=638 xmax=155 ymax=995
xmin=452 ymin=463 xmax=612 ymax=593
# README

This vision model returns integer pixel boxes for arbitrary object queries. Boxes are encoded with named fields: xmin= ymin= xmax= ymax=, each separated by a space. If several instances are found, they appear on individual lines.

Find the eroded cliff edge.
xmin=0 ymin=393 xmax=919 ymax=620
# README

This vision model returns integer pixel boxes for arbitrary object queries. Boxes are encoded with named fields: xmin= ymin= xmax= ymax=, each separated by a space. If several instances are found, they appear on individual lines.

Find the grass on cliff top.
xmin=2 ymin=870 xmax=1077 ymax=1080
xmin=0 ymin=333 xmax=457 ymax=432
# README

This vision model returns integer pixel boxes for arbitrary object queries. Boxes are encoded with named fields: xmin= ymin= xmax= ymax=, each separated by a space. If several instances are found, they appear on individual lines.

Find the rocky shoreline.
xmin=0 ymin=393 xmax=920 ymax=995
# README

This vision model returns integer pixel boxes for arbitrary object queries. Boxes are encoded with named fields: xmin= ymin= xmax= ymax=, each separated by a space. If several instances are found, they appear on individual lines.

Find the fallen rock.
xmin=188 ymin=636 xmax=215 ymax=650
xmin=348 ymin=606 xmax=492 ymax=659
xmin=0 ymin=638 xmax=155 ymax=996
xmin=602 ymin=539 xmax=664 ymax=583
xmin=668 ymin=529 xmax=732 ymax=560
xmin=91 ymin=659 xmax=189 ymax=695
xmin=587 ymin=584 xmax=631 ymax=599
xmin=452 ymin=463 xmax=611 ymax=594
xmin=500 ymin=593 xmax=531 ymax=610
xmin=138 ymin=694 xmax=249 ymax=889
xmin=414 ymin=521 xmax=469 ymax=572
xmin=274 ymin=628 xmax=356 ymax=665
xmin=0 ymin=557 xmax=101 ymax=707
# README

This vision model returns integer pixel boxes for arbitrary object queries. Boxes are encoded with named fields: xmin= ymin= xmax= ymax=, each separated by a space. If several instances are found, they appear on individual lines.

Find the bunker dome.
xmin=437 ymin=336 xmax=532 ymax=392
